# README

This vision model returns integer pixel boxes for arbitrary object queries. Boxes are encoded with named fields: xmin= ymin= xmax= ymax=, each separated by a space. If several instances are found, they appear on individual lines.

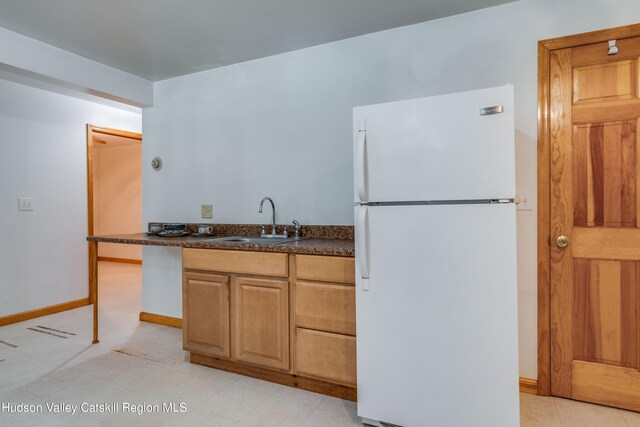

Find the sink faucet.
xmin=259 ymin=197 xmax=277 ymax=235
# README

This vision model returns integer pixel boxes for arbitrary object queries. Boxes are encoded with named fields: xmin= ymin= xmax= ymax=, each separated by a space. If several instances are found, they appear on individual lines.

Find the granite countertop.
xmin=87 ymin=232 xmax=354 ymax=257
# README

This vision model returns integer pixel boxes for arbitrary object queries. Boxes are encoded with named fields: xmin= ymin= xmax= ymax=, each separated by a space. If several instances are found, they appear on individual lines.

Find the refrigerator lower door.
xmin=355 ymin=203 xmax=519 ymax=427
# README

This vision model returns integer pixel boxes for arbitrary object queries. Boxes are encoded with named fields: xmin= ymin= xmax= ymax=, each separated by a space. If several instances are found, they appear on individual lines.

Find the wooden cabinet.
xmin=235 ymin=277 xmax=289 ymax=370
xmin=294 ymin=255 xmax=357 ymax=386
xmin=183 ymin=272 xmax=230 ymax=357
xmin=182 ymin=249 xmax=290 ymax=370
xmin=182 ymin=249 xmax=356 ymax=400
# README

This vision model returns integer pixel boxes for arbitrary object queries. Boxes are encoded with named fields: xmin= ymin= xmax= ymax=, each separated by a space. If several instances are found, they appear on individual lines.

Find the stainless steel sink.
xmin=210 ymin=235 xmax=306 ymax=245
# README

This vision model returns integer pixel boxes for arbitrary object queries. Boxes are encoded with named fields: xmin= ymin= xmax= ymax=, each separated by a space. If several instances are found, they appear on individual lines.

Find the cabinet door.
xmin=235 ymin=277 xmax=289 ymax=370
xmin=183 ymin=272 xmax=230 ymax=357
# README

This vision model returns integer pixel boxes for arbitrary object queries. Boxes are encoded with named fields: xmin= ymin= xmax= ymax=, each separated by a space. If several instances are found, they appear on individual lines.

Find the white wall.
xmin=142 ymin=0 xmax=640 ymax=379
xmin=0 ymin=79 xmax=141 ymax=318
xmin=94 ymin=143 xmax=142 ymax=260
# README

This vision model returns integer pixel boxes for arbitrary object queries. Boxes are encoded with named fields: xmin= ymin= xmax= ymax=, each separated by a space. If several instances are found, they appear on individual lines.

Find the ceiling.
xmin=0 ymin=0 xmax=518 ymax=81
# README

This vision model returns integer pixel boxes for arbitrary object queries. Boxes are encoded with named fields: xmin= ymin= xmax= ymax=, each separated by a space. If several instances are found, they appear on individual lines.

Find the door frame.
xmin=537 ymin=23 xmax=640 ymax=396
xmin=86 ymin=124 xmax=142 ymax=302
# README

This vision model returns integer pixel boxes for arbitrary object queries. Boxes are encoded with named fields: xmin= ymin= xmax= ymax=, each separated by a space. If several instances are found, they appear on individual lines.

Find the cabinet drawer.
xmin=296 ymin=328 xmax=356 ymax=386
xmin=295 ymin=255 xmax=355 ymax=284
xmin=183 ymin=248 xmax=288 ymax=277
xmin=296 ymin=281 xmax=356 ymax=336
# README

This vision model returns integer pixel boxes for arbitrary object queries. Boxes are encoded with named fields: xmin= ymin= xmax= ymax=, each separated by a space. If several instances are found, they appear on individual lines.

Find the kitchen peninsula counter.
xmin=85 ymin=224 xmax=354 ymax=345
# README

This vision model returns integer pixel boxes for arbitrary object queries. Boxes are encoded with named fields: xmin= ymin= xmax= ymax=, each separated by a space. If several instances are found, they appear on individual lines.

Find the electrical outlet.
xmin=201 ymin=204 xmax=213 ymax=219
xmin=19 ymin=197 xmax=34 ymax=211
xmin=516 ymin=191 xmax=532 ymax=211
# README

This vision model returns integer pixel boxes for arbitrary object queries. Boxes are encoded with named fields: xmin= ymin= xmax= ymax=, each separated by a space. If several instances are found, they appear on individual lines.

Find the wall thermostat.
xmin=151 ymin=157 xmax=162 ymax=171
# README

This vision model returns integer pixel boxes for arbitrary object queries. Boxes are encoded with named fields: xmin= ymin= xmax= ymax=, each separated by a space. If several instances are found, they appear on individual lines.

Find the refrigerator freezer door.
xmin=354 ymin=203 xmax=519 ymax=427
xmin=353 ymin=85 xmax=515 ymax=203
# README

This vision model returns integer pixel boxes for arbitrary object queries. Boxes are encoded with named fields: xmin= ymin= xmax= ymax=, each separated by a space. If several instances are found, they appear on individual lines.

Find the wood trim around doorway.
xmin=537 ymin=23 xmax=640 ymax=397
xmin=86 ymin=125 xmax=142 ymax=303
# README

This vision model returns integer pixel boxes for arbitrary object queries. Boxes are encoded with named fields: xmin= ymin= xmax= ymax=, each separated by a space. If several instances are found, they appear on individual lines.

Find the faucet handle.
xmin=261 ymin=225 xmax=266 ymax=236
xmin=283 ymin=226 xmax=288 ymax=238
xmin=292 ymin=220 xmax=301 ymax=238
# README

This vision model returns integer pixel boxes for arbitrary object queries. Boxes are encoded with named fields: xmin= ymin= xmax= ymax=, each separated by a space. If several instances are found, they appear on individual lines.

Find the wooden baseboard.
xmin=520 ymin=377 xmax=538 ymax=395
xmin=190 ymin=352 xmax=357 ymax=401
xmin=139 ymin=312 xmax=182 ymax=328
xmin=98 ymin=256 xmax=142 ymax=265
xmin=0 ymin=298 xmax=90 ymax=327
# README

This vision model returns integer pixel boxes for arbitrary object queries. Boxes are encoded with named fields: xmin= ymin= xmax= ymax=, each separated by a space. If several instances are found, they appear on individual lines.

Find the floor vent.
xmin=0 ymin=340 xmax=18 ymax=348
xmin=36 ymin=326 xmax=75 ymax=336
xmin=27 ymin=327 xmax=68 ymax=339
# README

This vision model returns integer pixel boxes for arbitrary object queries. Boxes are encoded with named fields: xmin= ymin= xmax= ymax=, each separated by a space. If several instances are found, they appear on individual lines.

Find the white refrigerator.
xmin=353 ymin=85 xmax=519 ymax=427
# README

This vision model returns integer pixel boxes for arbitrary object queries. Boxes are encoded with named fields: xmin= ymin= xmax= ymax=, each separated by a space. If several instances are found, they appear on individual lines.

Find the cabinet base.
xmin=189 ymin=352 xmax=357 ymax=401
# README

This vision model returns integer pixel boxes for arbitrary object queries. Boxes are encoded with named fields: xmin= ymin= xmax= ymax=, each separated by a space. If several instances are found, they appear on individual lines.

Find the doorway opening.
xmin=86 ymin=125 xmax=142 ymax=268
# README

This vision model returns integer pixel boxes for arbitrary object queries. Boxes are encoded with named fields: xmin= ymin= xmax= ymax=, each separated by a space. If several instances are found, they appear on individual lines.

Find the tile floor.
xmin=0 ymin=262 xmax=638 ymax=426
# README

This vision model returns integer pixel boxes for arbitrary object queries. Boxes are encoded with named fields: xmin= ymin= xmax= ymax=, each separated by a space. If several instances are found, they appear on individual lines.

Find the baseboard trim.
xmin=0 ymin=298 xmax=90 ymax=327
xmin=140 ymin=310 xmax=538 ymax=396
xmin=139 ymin=312 xmax=182 ymax=328
xmin=98 ymin=256 xmax=142 ymax=265
xmin=520 ymin=377 xmax=538 ymax=395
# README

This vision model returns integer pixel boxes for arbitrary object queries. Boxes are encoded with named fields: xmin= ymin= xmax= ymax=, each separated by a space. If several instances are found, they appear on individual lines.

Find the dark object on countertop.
xmin=162 ymin=223 xmax=187 ymax=232
xmin=157 ymin=230 xmax=192 ymax=237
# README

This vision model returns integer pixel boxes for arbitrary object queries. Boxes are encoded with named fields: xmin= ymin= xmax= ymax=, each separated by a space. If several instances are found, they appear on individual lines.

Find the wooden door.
xmin=183 ymin=272 xmax=230 ymax=357
xmin=550 ymin=37 xmax=640 ymax=410
xmin=235 ymin=276 xmax=289 ymax=370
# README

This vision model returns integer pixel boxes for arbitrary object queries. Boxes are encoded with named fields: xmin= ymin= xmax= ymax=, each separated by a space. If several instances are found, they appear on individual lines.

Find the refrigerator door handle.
xmin=356 ymin=127 xmax=368 ymax=202
xmin=357 ymin=206 xmax=370 ymax=283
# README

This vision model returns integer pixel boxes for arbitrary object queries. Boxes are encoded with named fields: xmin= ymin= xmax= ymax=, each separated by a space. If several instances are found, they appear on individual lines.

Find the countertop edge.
xmin=87 ymin=235 xmax=355 ymax=257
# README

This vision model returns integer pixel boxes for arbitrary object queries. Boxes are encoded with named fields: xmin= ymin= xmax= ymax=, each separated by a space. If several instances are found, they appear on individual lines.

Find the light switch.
xmin=201 ymin=204 xmax=213 ymax=219
xmin=516 ymin=191 xmax=532 ymax=211
xmin=19 ymin=198 xmax=34 ymax=211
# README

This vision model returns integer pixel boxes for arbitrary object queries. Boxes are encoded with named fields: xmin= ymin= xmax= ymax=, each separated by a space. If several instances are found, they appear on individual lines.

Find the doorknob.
xmin=556 ymin=235 xmax=569 ymax=248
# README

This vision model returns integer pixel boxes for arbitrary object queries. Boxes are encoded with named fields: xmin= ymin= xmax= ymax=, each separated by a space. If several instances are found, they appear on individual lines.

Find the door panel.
xmin=572 ymin=121 xmax=637 ymax=227
xmin=573 ymin=60 xmax=637 ymax=104
xmin=354 ymin=204 xmax=519 ymax=427
xmin=353 ymin=85 xmax=515 ymax=203
xmin=572 ymin=360 xmax=640 ymax=410
xmin=573 ymin=227 xmax=640 ymax=260
xmin=572 ymin=259 xmax=638 ymax=368
xmin=550 ymin=36 xmax=640 ymax=411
